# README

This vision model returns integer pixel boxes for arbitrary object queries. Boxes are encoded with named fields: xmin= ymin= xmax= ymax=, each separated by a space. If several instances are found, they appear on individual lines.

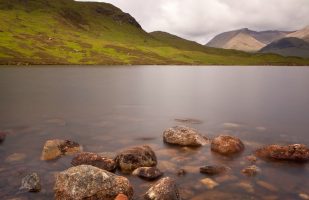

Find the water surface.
xmin=1 ymin=66 xmax=309 ymax=199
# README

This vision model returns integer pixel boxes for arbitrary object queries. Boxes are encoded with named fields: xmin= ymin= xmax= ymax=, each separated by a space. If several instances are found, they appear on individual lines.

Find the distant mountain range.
xmin=206 ymin=27 xmax=309 ymax=58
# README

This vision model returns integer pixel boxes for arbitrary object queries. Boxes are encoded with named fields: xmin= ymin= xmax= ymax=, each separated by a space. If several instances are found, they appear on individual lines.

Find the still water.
xmin=1 ymin=66 xmax=309 ymax=199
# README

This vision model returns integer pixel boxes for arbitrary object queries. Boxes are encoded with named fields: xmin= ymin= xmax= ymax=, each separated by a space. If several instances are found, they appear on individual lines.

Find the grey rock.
xmin=54 ymin=165 xmax=133 ymax=200
xmin=20 ymin=173 xmax=41 ymax=192
xmin=145 ymin=177 xmax=180 ymax=200
xmin=132 ymin=167 xmax=163 ymax=180
xmin=163 ymin=126 xmax=208 ymax=147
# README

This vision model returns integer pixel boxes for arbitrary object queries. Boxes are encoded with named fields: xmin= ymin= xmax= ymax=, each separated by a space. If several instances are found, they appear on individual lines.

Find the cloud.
xmin=77 ymin=0 xmax=309 ymax=44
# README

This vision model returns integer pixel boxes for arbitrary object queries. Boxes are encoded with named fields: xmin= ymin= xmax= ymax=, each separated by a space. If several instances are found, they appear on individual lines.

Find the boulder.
xmin=71 ymin=152 xmax=116 ymax=172
xmin=20 ymin=173 xmax=41 ymax=192
xmin=132 ymin=167 xmax=163 ymax=180
xmin=211 ymin=135 xmax=244 ymax=155
xmin=255 ymin=144 xmax=309 ymax=162
xmin=200 ymin=165 xmax=229 ymax=175
xmin=41 ymin=139 xmax=82 ymax=161
xmin=54 ymin=165 xmax=133 ymax=200
xmin=116 ymin=145 xmax=157 ymax=172
xmin=241 ymin=165 xmax=261 ymax=176
xmin=0 ymin=132 xmax=6 ymax=143
xmin=144 ymin=177 xmax=180 ymax=200
xmin=163 ymin=126 xmax=208 ymax=146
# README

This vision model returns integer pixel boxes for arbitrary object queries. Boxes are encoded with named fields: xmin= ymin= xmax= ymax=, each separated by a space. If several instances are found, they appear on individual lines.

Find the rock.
xmin=174 ymin=118 xmax=203 ymax=124
xmin=116 ymin=145 xmax=157 ymax=172
xmin=5 ymin=153 xmax=26 ymax=162
xmin=54 ymin=165 xmax=133 ymax=200
xmin=215 ymin=174 xmax=238 ymax=183
xmin=223 ymin=122 xmax=242 ymax=129
xmin=211 ymin=135 xmax=244 ymax=155
xmin=71 ymin=152 xmax=116 ymax=172
xmin=200 ymin=178 xmax=219 ymax=189
xmin=115 ymin=194 xmax=129 ymax=200
xmin=255 ymin=144 xmax=309 ymax=162
xmin=144 ymin=177 xmax=180 ymax=200
xmin=236 ymin=181 xmax=254 ymax=193
xmin=20 ymin=173 xmax=41 ymax=192
xmin=132 ymin=167 xmax=163 ymax=180
xmin=256 ymin=180 xmax=278 ymax=192
xmin=41 ymin=139 xmax=82 ymax=161
xmin=241 ymin=165 xmax=261 ymax=176
xmin=300 ymin=193 xmax=309 ymax=200
xmin=200 ymin=165 xmax=229 ymax=175
xmin=0 ymin=131 xmax=6 ymax=143
xmin=246 ymin=155 xmax=257 ymax=163
xmin=163 ymin=126 xmax=208 ymax=147
xmin=176 ymin=169 xmax=187 ymax=176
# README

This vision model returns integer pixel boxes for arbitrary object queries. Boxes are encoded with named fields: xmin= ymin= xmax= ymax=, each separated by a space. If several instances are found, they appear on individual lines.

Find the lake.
xmin=1 ymin=66 xmax=309 ymax=199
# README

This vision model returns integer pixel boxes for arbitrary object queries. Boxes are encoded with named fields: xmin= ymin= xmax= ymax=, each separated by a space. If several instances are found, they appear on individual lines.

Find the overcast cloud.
xmin=78 ymin=0 xmax=309 ymax=44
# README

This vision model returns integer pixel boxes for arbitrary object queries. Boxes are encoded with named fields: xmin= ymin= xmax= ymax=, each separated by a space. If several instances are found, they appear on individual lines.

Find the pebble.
xmin=200 ymin=178 xmax=219 ymax=189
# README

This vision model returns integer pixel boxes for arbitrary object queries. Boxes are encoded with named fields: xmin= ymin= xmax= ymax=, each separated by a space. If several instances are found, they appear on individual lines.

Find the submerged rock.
xmin=211 ymin=135 xmax=244 ymax=155
xmin=0 ymin=131 xmax=6 ymax=143
xmin=163 ymin=126 xmax=208 ymax=146
xmin=200 ymin=165 xmax=229 ymax=175
xmin=116 ymin=145 xmax=157 ymax=172
xmin=54 ymin=165 xmax=133 ymax=200
xmin=200 ymin=178 xmax=219 ymax=189
xmin=241 ymin=165 xmax=261 ymax=176
xmin=246 ymin=155 xmax=258 ymax=163
xmin=5 ymin=153 xmax=26 ymax=162
xmin=144 ymin=177 xmax=180 ymax=200
xmin=41 ymin=139 xmax=82 ymax=161
xmin=255 ymin=144 xmax=309 ymax=162
xmin=71 ymin=152 xmax=116 ymax=172
xmin=20 ymin=173 xmax=41 ymax=192
xmin=132 ymin=167 xmax=163 ymax=180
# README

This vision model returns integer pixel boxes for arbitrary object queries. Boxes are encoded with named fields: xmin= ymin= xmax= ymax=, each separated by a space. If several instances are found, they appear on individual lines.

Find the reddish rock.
xmin=211 ymin=135 xmax=244 ymax=155
xmin=256 ymin=144 xmax=309 ymax=162
xmin=72 ymin=152 xmax=116 ymax=172
xmin=116 ymin=145 xmax=157 ymax=172
xmin=41 ymin=139 xmax=82 ymax=161
xmin=0 ymin=132 xmax=6 ymax=143
xmin=241 ymin=165 xmax=261 ymax=176
xmin=115 ymin=194 xmax=129 ymax=200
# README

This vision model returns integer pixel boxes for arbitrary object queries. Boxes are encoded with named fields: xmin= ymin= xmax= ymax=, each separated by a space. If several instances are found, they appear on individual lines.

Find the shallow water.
xmin=1 ymin=66 xmax=309 ymax=199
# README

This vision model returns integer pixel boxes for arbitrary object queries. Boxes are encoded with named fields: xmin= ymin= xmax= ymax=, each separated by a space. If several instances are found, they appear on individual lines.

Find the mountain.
xmin=206 ymin=28 xmax=291 ymax=52
xmin=0 ymin=0 xmax=308 ymax=65
xmin=260 ymin=37 xmax=309 ymax=58
xmin=285 ymin=26 xmax=309 ymax=42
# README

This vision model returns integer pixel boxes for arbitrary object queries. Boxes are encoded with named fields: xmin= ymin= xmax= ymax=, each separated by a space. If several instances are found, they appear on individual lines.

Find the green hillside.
xmin=0 ymin=0 xmax=308 ymax=65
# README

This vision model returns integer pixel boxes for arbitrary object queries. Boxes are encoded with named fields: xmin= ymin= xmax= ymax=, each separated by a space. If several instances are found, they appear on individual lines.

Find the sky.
xmin=78 ymin=0 xmax=309 ymax=44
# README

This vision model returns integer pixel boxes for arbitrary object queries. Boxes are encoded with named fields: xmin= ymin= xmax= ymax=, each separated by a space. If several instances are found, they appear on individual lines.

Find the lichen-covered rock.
xmin=144 ymin=177 xmax=180 ymax=200
xmin=41 ymin=139 xmax=82 ymax=161
xmin=241 ymin=165 xmax=261 ymax=176
xmin=20 ymin=173 xmax=41 ymax=192
xmin=71 ymin=152 xmax=116 ymax=172
xmin=163 ymin=126 xmax=208 ymax=146
xmin=54 ymin=165 xmax=133 ymax=200
xmin=255 ymin=144 xmax=309 ymax=162
xmin=0 ymin=131 xmax=6 ymax=143
xmin=132 ymin=167 xmax=163 ymax=180
xmin=211 ymin=135 xmax=244 ymax=155
xmin=116 ymin=145 xmax=157 ymax=172
xmin=200 ymin=165 xmax=229 ymax=175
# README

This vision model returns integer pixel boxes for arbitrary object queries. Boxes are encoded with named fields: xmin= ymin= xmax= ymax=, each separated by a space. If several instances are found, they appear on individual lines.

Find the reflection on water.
xmin=1 ymin=66 xmax=309 ymax=199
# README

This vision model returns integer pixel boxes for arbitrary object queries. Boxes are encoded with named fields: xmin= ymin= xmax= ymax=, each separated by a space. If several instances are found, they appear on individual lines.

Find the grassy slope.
xmin=0 ymin=0 xmax=308 ymax=65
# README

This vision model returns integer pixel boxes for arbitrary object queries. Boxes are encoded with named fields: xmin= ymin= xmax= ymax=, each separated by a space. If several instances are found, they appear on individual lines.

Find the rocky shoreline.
xmin=2 ymin=125 xmax=309 ymax=199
